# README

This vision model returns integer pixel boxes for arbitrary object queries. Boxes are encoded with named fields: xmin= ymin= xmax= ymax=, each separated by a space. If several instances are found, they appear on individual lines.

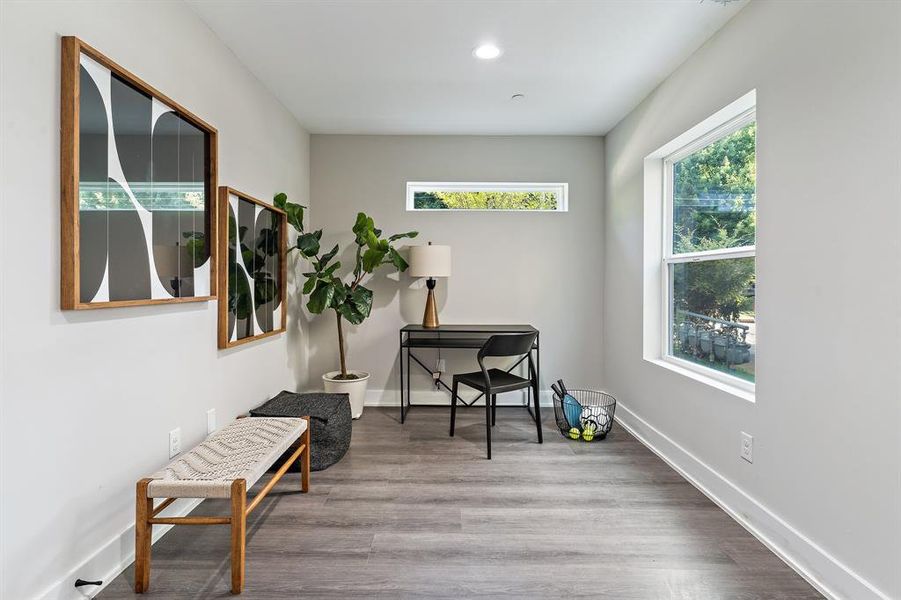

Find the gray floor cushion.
xmin=250 ymin=391 xmax=352 ymax=471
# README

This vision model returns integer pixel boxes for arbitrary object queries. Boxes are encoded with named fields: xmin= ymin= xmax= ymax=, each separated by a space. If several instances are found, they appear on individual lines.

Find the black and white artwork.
xmin=219 ymin=189 xmax=286 ymax=348
xmin=68 ymin=46 xmax=215 ymax=307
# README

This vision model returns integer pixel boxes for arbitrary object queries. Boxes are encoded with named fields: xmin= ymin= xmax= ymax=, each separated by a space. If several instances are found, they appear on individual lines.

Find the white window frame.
xmin=643 ymin=90 xmax=756 ymax=401
xmin=406 ymin=182 xmax=568 ymax=212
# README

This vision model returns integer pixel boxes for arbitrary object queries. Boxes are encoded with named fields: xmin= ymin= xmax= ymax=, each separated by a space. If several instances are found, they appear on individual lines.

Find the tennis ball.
xmin=582 ymin=429 xmax=595 ymax=442
xmin=568 ymin=427 xmax=580 ymax=440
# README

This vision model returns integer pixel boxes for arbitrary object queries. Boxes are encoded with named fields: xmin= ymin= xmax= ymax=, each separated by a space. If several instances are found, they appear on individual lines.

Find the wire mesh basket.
xmin=553 ymin=389 xmax=616 ymax=442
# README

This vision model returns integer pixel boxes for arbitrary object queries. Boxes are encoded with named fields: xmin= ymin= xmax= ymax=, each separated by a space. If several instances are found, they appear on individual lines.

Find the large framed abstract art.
xmin=217 ymin=188 xmax=287 ymax=349
xmin=60 ymin=37 xmax=217 ymax=309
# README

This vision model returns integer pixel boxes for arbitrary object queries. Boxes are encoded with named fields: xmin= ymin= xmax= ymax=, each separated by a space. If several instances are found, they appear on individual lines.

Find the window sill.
xmin=645 ymin=357 xmax=755 ymax=403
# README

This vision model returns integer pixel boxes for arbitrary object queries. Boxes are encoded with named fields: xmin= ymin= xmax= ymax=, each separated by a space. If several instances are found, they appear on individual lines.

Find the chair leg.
xmin=134 ymin=479 xmax=152 ymax=593
xmin=491 ymin=394 xmax=497 ymax=426
xmin=485 ymin=388 xmax=492 ymax=459
xmin=532 ymin=379 xmax=543 ymax=444
xmin=450 ymin=380 xmax=458 ymax=436
xmin=300 ymin=416 xmax=311 ymax=493
xmin=231 ymin=479 xmax=247 ymax=594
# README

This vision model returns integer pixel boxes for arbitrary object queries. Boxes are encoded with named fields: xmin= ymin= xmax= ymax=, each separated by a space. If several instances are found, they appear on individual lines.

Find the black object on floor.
xmin=450 ymin=332 xmax=542 ymax=460
xmin=552 ymin=388 xmax=616 ymax=442
xmin=251 ymin=391 xmax=352 ymax=471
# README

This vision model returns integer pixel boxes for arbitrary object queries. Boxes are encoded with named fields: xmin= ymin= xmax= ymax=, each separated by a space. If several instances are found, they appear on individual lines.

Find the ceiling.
xmin=187 ymin=0 xmax=747 ymax=135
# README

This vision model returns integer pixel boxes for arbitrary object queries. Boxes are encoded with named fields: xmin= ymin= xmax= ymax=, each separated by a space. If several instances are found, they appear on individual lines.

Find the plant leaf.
xmin=388 ymin=231 xmax=418 ymax=242
xmin=352 ymin=244 xmax=363 ymax=278
xmin=352 ymin=212 xmax=367 ymax=233
xmin=387 ymin=247 xmax=409 ymax=271
xmin=350 ymin=285 xmax=373 ymax=319
xmin=296 ymin=232 xmax=320 ymax=257
xmin=352 ymin=212 xmax=369 ymax=238
xmin=284 ymin=203 xmax=304 ymax=233
xmin=322 ymin=261 xmax=341 ymax=277
xmin=365 ymin=230 xmax=380 ymax=250
xmin=307 ymin=281 xmax=335 ymax=314
xmin=335 ymin=286 xmax=371 ymax=325
xmin=319 ymin=244 xmax=340 ymax=269
xmin=302 ymin=278 xmax=317 ymax=295
xmin=352 ymin=212 xmax=376 ymax=245
xmin=273 ymin=192 xmax=287 ymax=209
xmin=362 ymin=248 xmax=385 ymax=272
xmin=336 ymin=300 xmax=364 ymax=325
xmin=329 ymin=282 xmax=349 ymax=309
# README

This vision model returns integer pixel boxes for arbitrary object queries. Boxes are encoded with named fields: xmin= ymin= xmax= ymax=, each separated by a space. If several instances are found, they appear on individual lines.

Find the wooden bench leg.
xmin=301 ymin=416 xmax=311 ymax=493
xmin=134 ymin=478 xmax=152 ymax=593
xmin=231 ymin=479 xmax=246 ymax=594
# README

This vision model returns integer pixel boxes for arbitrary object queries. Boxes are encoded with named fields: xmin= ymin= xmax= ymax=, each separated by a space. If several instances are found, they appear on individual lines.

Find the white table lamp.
xmin=409 ymin=242 xmax=451 ymax=328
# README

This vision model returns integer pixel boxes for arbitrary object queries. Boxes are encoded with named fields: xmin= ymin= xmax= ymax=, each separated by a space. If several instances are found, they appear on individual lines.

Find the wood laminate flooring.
xmin=101 ymin=407 xmax=821 ymax=599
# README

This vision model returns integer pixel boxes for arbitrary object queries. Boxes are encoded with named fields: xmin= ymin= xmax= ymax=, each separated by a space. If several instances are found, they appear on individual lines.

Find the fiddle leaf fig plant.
xmin=275 ymin=193 xmax=418 ymax=380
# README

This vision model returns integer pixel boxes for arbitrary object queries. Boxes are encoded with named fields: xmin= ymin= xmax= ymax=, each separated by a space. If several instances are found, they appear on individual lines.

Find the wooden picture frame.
xmin=60 ymin=36 xmax=218 ymax=309
xmin=217 ymin=187 xmax=288 ymax=349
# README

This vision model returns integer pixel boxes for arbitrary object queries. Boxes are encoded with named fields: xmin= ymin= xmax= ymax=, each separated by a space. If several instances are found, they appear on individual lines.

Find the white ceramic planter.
xmin=323 ymin=371 xmax=370 ymax=419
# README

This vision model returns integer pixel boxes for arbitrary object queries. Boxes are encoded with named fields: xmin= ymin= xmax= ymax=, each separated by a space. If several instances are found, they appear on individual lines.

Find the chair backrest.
xmin=477 ymin=332 xmax=538 ymax=361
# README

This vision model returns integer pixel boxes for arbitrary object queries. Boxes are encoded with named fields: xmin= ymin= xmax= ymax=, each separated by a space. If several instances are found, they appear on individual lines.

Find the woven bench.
xmin=135 ymin=416 xmax=311 ymax=595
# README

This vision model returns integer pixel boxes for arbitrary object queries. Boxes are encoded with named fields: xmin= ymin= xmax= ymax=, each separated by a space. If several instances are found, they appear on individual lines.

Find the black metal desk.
xmin=398 ymin=324 xmax=539 ymax=423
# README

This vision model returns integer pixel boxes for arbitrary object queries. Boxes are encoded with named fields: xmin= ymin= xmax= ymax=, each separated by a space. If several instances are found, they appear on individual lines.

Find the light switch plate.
xmin=740 ymin=431 xmax=753 ymax=463
xmin=169 ymin=427 xmax=181 ymax=459
xmin=206 ymin=409 xmax=216 ymax=434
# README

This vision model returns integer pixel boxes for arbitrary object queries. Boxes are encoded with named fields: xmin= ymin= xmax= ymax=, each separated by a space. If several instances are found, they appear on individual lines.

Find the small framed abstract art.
xmin=60 ymin=37 xmax=218 ymax=309
xmin=217 ymin=188 xmax=287 ymax=349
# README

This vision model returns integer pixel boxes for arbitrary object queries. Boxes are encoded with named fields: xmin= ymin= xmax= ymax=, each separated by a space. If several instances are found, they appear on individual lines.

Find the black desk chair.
xmin=450 ymin=332 xmax=542 ymax=459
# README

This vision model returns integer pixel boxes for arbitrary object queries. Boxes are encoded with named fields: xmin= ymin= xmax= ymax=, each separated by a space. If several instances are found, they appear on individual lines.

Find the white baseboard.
xmin=45 ymin=399 xmax=879 ymax=600
xmin=614 ymin=402 xmax=889 ymax=600
xmin=38 ymin=498 xmax=203 ymax=600
xmin=364 ymin=388 xmax=555 ymax=408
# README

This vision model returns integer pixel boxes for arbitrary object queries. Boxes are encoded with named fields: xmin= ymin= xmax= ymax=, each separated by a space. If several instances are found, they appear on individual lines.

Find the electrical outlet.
xmin=740 ymin=432 xmax=753 ymax=463
xmin=437 ymin=359 xmax=446 ymax=372
xmin=169 ymin=428 xmax=181 ymax=459
xmin=206 ymin=409 xmax=216 ymax=434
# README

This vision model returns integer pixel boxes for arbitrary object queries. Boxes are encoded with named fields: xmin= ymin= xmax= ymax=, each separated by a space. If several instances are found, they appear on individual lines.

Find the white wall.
xmin=308 ymin=135 xmax=604 ymax=404
xmin=603 ymin=2 xmax=900 ymax=599
xmin=0 ymin=1 xmax=310 ymax=597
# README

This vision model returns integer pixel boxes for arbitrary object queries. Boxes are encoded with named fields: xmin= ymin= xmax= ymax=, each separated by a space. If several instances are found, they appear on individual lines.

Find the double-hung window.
xmin=662 ymin=108 xmax=756 ymax=390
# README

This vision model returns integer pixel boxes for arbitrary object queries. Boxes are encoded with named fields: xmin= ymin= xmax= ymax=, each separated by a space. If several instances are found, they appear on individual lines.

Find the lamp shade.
xmin=409 ymin=244 xmax=452 ymax=278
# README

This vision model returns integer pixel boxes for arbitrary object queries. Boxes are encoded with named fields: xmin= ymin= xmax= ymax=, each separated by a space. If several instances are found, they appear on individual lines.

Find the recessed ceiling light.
xmin=473 ymin=44 xmax=502 ymax=60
